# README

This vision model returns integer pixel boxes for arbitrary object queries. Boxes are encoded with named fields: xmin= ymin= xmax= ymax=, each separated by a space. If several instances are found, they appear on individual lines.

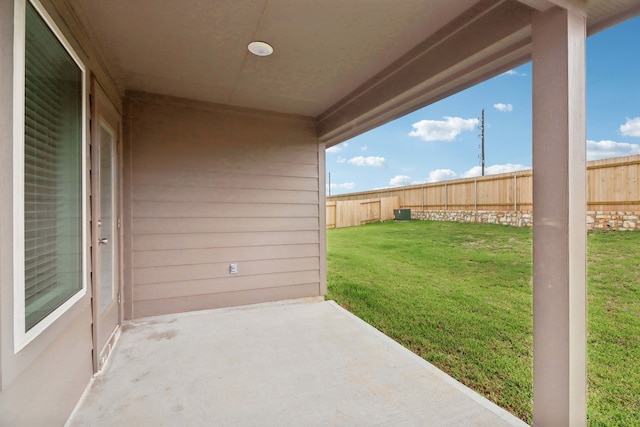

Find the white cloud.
xmin=408 ymin=117 xmax=479 ymax=142
xmin=326 ymin=142 xmax=348 ymax=153
xmin=336 ymin=157 xmax=346 ymax=164
xmin=347 ymin=156 xmax=386 ymax=167
xmin=587 ymin=140 xmax=640 ymax=160
xmin=427 ymin=169 xmax=458 ymax=183
xmin=503 ymin=69 xmax=526 ymax=77
xmin=620 ymin=117 xmax=640 ymax=137
xmin=494 ymin=103 xmax=513 ymax=112
xmin=328 ymin=182 xmax=356 ymax=190
xmin=462 ymin=163 xmax=529 ymax=178
xmin=361 ymin=145 xmax=368 ymax=151
xmin=389 ymin=175 xmax=412 ymax=187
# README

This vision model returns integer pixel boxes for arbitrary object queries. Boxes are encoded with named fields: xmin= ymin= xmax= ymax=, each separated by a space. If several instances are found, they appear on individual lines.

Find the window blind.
xmin=24 ymin=2 xmax=83 ymax=331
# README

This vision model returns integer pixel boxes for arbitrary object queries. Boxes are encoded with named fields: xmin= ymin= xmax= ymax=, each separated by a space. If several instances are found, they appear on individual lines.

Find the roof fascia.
xmin=318 ymin=0 xmax=534 ymax=147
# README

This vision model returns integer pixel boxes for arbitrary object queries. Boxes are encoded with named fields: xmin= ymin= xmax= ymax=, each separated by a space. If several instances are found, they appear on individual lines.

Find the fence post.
xmin=514 ymin=173 xmax=517 ymax=212
xmin=402 ymin=189 xmax=405 ymax=208
xmin=445 ymin=183 xmax=448 ymax=210
xmin=422 ymin=186 xmax=425 ymax=211
xmin=474 ymin=179 xmax=477 ymax=211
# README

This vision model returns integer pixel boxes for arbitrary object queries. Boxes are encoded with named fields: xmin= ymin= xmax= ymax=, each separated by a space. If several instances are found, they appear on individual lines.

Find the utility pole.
xmin=480 ymin=108 xmax=485 ymax=176
xmin=328 ymin=171 xmax=331 ymax=196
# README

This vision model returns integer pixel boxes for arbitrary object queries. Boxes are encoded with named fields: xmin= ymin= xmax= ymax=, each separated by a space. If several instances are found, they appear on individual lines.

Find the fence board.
xmin=326 ymin=197 xmax=400 ymax=228
xmin=326 ymin=202 xmax=336 ymax=229
xmin=328 ymin=155 xmax=640 ymax=214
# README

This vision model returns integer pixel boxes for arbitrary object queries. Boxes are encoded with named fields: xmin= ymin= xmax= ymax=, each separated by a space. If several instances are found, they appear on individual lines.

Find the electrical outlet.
xmin=229 ymin=263 xmax=238 ymax=274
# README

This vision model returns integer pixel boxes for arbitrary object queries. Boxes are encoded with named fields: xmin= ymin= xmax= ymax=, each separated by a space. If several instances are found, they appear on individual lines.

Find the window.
xmin=14 ymin=0 xmax=86 ymax=351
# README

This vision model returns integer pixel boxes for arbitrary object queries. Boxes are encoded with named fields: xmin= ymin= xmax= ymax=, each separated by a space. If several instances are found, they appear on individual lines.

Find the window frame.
xmin=13 ymin=0 xmax=88 ymax=352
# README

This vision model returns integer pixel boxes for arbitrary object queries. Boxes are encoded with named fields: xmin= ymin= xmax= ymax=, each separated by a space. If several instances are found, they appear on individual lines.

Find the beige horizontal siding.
xmin=131 ymin=149 xmax=317 ymax=176
xmin=132 ymin=185 xmax=318 ymax=204
xmin=133 ymin=271 xmax=321 ymax=301
xmin=132 ymin=217 xmax=318 ymax=235
xmin=133 ymin=168 xmax=318 ymax=191
xmin=131 ymin=144 xmax=319 ymax=177
xmin=133 ymin=244 xmax=319 ymax=268
xmin=132 ymin=231 xmax=320 ymax=251
xmin=124 ymin=93 xmax=323 ymax=318
xmin=133 ymin=257 xmax=320 ymax=285
xmin=133 ymin=201 xmax=318 ymax=219
xmin=133 ymin=284 xmax=320 ymax=318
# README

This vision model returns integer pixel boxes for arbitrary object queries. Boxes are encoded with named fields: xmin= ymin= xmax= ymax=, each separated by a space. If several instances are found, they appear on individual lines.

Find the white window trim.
xmin=13 ymin=0 xmax=88 ymax=353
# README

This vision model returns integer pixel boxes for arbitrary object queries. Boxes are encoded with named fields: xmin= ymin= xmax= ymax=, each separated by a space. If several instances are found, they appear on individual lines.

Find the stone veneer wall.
xmin=587 ymin=211 xmax=640 ymax=230
xmin=411 ymin=210 xmax=640 ymax=231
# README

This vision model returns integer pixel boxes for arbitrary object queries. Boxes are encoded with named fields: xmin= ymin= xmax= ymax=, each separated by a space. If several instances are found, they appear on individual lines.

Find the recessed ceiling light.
xmin=248 ymin=41 xmax=273 ymax=57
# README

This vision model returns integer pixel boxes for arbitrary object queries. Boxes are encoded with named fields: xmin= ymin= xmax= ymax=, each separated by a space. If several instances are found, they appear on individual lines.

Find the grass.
xmin=326 ymin=220 xmax=640 ymax=425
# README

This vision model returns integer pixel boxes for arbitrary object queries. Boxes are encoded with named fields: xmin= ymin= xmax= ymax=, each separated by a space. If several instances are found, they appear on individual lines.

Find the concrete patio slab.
xmin=67 ymin=298 xmax=528 ymax=426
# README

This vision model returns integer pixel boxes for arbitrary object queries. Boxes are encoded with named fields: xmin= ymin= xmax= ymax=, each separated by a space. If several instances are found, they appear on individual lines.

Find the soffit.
xmin=72 ymin=0 xmax=478 ymax=116
xmin=69 ymin=0 xmax=640 ymax=143
xmin=585 ymin=0 xmax=640 ymax=33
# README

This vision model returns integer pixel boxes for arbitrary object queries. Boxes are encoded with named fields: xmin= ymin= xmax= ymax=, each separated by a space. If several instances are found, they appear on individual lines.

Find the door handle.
xmin=98 ymin=238 xmax=109 ymax=245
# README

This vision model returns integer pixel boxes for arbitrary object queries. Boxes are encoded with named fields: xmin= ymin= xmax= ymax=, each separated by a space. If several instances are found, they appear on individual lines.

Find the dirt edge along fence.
xmin=327 ymin=155 xmax=640 ymax=230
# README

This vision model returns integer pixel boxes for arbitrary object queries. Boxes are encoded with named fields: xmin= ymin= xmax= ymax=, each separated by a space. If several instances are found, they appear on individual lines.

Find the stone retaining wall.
xmin=411 ymin=210 xmax=640 ymax=231
xmin=588 ymin=211 xmax=639 ymax=230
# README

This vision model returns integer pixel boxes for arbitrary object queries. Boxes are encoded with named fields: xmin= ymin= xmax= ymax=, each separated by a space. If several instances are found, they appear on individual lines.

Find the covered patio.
xmin=67 ymin=299 xmax=526 ymax=426
xmin=3 ymin=0 xmax=640 ymax=426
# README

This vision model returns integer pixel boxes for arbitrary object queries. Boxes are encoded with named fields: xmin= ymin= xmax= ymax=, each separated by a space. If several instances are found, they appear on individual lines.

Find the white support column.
xmin=532 ymin=6 xmax=587 ymax=427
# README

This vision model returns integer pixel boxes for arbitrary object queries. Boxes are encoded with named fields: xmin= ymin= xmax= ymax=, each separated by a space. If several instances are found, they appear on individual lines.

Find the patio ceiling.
xmin=71 ymin=0 xmax=640 ymax=145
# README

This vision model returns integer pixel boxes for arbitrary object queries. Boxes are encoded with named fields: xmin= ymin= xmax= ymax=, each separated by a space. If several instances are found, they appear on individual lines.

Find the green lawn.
xmin=326 ymin=220 xmax=640 ymax=425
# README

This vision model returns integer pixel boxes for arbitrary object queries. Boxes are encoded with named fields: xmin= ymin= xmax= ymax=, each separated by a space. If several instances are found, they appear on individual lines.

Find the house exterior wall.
xmin=123 ymin=92 xmax=325 ymax=319
xmin=0 ymin=1 xmax=121 ymax=425
xmin=1 ymin=0 xmax=326 ymax=421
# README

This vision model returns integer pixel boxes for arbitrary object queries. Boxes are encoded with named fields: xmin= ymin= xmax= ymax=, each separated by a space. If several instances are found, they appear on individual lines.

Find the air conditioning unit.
xmin=393 ymin=209 xmax=411 ymax=221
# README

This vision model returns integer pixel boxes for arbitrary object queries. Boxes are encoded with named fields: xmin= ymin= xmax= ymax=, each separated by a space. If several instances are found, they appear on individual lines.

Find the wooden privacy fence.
xmin=327 ymin=155 xmax=640 ymax=212
xmin=326 ymin=197 xmax=400 ymax=229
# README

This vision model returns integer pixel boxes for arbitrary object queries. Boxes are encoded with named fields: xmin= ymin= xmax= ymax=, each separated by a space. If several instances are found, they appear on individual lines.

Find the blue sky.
xmin=326 ymin=16 xmax=640 ymax=195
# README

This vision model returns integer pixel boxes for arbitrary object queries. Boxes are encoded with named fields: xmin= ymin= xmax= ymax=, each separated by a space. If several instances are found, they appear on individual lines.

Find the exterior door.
xmin=91 ymin=80 xmax=121 ymax=371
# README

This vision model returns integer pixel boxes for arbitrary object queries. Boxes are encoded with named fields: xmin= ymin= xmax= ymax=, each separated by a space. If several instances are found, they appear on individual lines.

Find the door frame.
xmin=90 ymin=77 xmax=123 ymax=373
